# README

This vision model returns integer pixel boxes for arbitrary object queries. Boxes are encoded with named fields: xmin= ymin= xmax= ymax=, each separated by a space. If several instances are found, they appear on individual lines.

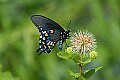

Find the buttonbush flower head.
xmin=70 ymin=30 xmax=97 ymax=56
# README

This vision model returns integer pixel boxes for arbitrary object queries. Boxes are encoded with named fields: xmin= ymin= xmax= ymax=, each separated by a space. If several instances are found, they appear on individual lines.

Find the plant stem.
xmin=79 ymin=64 xmax=82 ymax=76
xmin=79 ymin=56 xmax=83 ymax=76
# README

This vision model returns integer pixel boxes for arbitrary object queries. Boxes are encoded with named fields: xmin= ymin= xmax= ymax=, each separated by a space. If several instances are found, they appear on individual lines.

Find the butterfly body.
xmin=31 ymin=15 xmax=70 ymax=55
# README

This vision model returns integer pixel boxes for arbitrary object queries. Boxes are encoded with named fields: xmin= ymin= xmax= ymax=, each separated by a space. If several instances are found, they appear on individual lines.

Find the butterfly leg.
xmin=58 ymin=40 xmax=63 ymax=50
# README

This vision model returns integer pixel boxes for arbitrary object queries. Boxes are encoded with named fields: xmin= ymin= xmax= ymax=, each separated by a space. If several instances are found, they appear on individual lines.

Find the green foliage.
xmin=67 ymin=70 xmax=86 ymax=80
xmin=68 ymin=70 xmax=80 ymax=78
xmin=57 ymin=51 xmax=81 ymax=64
xmin=57 ymin=51 xmax=69 ymax=59
xmin=67 ymin=70 xmax=80 ymax=79
xmin=81 ymin=59 xmax=91 ymax=66
xmin=57 ymin=48 xmax=102 ymax=80
xmin=83 ymin=66 xmax=103 ymax=79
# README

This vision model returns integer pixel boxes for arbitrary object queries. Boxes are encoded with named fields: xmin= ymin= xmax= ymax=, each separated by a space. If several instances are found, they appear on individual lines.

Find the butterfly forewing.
xmin=31 ymin=15 xmax=64 ymax=31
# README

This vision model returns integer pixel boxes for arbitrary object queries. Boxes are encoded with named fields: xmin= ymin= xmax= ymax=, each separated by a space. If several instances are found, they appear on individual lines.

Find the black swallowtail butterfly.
xmin=31 ymin=15 xmax=70 ymax=55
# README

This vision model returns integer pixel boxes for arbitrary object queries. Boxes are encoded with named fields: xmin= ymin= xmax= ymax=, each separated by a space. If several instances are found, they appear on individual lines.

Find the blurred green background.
xmin=0 ymin=0 xmax=119 ymax=80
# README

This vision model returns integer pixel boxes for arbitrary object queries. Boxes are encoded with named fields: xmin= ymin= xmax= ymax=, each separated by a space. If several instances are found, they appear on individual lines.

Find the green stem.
xmin=79 ymin=56 xmax=83 ymax=76
xmin=79 ymin=64 xmax=82 ymax=76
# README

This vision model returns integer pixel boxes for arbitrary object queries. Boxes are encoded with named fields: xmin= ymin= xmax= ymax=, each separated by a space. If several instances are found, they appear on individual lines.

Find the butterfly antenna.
xmin=67 ymin=20 xmax=71 ymax=30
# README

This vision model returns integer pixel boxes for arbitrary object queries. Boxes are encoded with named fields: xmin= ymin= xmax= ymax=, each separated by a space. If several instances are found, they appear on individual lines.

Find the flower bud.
xmin=90 ymin=51 xmax=98 ymax=59
xmin=66 ymin=47 xmax=73 ymax=53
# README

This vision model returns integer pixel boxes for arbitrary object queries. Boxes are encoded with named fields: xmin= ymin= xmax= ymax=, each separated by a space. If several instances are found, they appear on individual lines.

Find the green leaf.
xmin=57 ymin=51 xmax=82 ymax=64
xmin=67 ymin=70 xmax=86 ymax=80
xmin=57 ymin=51 xmax=70 ymax=59
xmin=83 ymin=66 xmax=103 ymax=79
xmin=79 ymin=76 xmax=86 ymax=80
xmin=67 ymin=70 xmax=80 ymax=79
xmin=68 ymin=53 xmax=81 ymax=63
xmin=82 ymin=59 xmax=92 ymax=66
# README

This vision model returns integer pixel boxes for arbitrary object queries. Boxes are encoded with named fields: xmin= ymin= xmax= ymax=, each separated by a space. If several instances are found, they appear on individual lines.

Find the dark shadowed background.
xmin=0 ymin=0 xmax=120 ymax=80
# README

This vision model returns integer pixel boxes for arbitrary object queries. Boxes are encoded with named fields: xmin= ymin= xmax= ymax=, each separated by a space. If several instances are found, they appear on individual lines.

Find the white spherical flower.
xmin=70 ymin=30 xmax=97 ymax=55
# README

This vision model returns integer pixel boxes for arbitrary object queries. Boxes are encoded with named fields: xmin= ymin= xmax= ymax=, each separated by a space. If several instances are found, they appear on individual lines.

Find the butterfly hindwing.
xmin=37 ymin=29 xmax=61 ymax=54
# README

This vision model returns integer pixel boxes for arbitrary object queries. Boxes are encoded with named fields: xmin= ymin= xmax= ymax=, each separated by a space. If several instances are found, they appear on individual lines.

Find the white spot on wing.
xmin=40 ymin=35 xmax=42 ymax=38
xmin=39 ymin=40 xmax=41 ymax=43
xmin=42 ymin=31 xmax=47 ymax=34
xmin=39 ymin=46 xmax=41 ymax=48
xmin=50 ymin=42 xmax=53 ymax=45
